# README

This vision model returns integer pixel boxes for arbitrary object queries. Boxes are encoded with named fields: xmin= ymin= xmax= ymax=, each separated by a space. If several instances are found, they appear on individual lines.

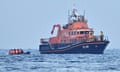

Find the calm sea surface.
xmin=0 ymin=49 xmax=120 ymax=72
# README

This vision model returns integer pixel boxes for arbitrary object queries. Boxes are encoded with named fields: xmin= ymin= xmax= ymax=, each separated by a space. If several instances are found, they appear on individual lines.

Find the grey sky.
xmin=0 ymin=0 xmax=119 ymax=49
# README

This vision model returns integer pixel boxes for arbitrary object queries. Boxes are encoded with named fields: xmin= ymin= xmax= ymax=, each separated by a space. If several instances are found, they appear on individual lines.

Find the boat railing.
xmin=40 ymin=38 xmax=55 ymax=49
xmin=40 ymin=38 xmax=49 ymax=44
xmin=93 ymin=35 xmax=109 ymax=42
xmin=103 ymin=36 xmax=109 ymax=41
xmin=70 ymin=35 xmax=109 ymax=43
xmin=69 ymin=37 xmax=88 ymax=43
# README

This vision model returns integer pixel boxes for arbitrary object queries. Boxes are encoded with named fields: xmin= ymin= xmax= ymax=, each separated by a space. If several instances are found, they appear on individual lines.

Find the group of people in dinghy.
xmin=9 ymin=49 xmax=30 ymax=55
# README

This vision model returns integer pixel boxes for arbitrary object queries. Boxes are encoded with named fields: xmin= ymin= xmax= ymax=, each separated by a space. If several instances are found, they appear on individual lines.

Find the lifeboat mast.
xmin=63 ymin=7 xmax=88 ymax=29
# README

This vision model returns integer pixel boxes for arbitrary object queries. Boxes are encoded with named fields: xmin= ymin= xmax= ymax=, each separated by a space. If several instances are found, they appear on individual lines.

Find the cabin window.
xmin=77 ymin=31 xmax=79 ymax=34
xmin=69 ymin=31 xmax=89 ymax=35
xmin=85 ymin=31 xmax=89 ymax=34
xmin=79 ymin=31 xmax=89 ymax=34
xmin=72 ymin=32 xmax=74 ymax=35
xmin=69 ymin=32 xmax=71 ymax=35
xmin=69 ymin=31 xmax=74 ymax=35
xmin=73 ymin=31 xmax=76 ymax=35
xmin=80 ymin=31 xmax=84 ymax=34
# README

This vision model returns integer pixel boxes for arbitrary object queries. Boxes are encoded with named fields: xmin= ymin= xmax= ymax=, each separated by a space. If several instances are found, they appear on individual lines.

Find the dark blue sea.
xmin=0 ymin=49 xmax=120 ymax=72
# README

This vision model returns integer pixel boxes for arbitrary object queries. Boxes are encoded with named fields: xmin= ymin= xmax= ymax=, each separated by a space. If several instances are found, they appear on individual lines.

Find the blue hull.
xmin=39 ymin=41 xmax=109 ymax=54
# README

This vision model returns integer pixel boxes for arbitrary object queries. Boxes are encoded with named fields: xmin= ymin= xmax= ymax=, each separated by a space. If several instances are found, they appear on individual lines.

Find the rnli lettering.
xmin=82 ymin=45 xmax=89 ymax=48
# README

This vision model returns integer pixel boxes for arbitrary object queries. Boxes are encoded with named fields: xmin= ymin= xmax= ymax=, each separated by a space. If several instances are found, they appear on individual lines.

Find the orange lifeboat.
xmin=39 ymin=7 xmax=110 ymax=54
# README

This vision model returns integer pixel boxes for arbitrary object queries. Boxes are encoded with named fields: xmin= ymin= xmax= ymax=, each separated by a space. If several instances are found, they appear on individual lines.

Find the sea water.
xmin=0 ymin=49 xmax=120 ymax=72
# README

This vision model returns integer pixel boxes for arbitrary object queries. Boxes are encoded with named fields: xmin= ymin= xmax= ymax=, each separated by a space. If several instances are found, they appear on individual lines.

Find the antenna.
xmin=84 ymin=10 xmax=86 ymax=17
xmin=73 ymin=3 xmax=76 ymax=9
xmin=68 ymin=10 xmax=70 ymax=16
xmin=68 ymin=10 xmax=70 ymax=23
